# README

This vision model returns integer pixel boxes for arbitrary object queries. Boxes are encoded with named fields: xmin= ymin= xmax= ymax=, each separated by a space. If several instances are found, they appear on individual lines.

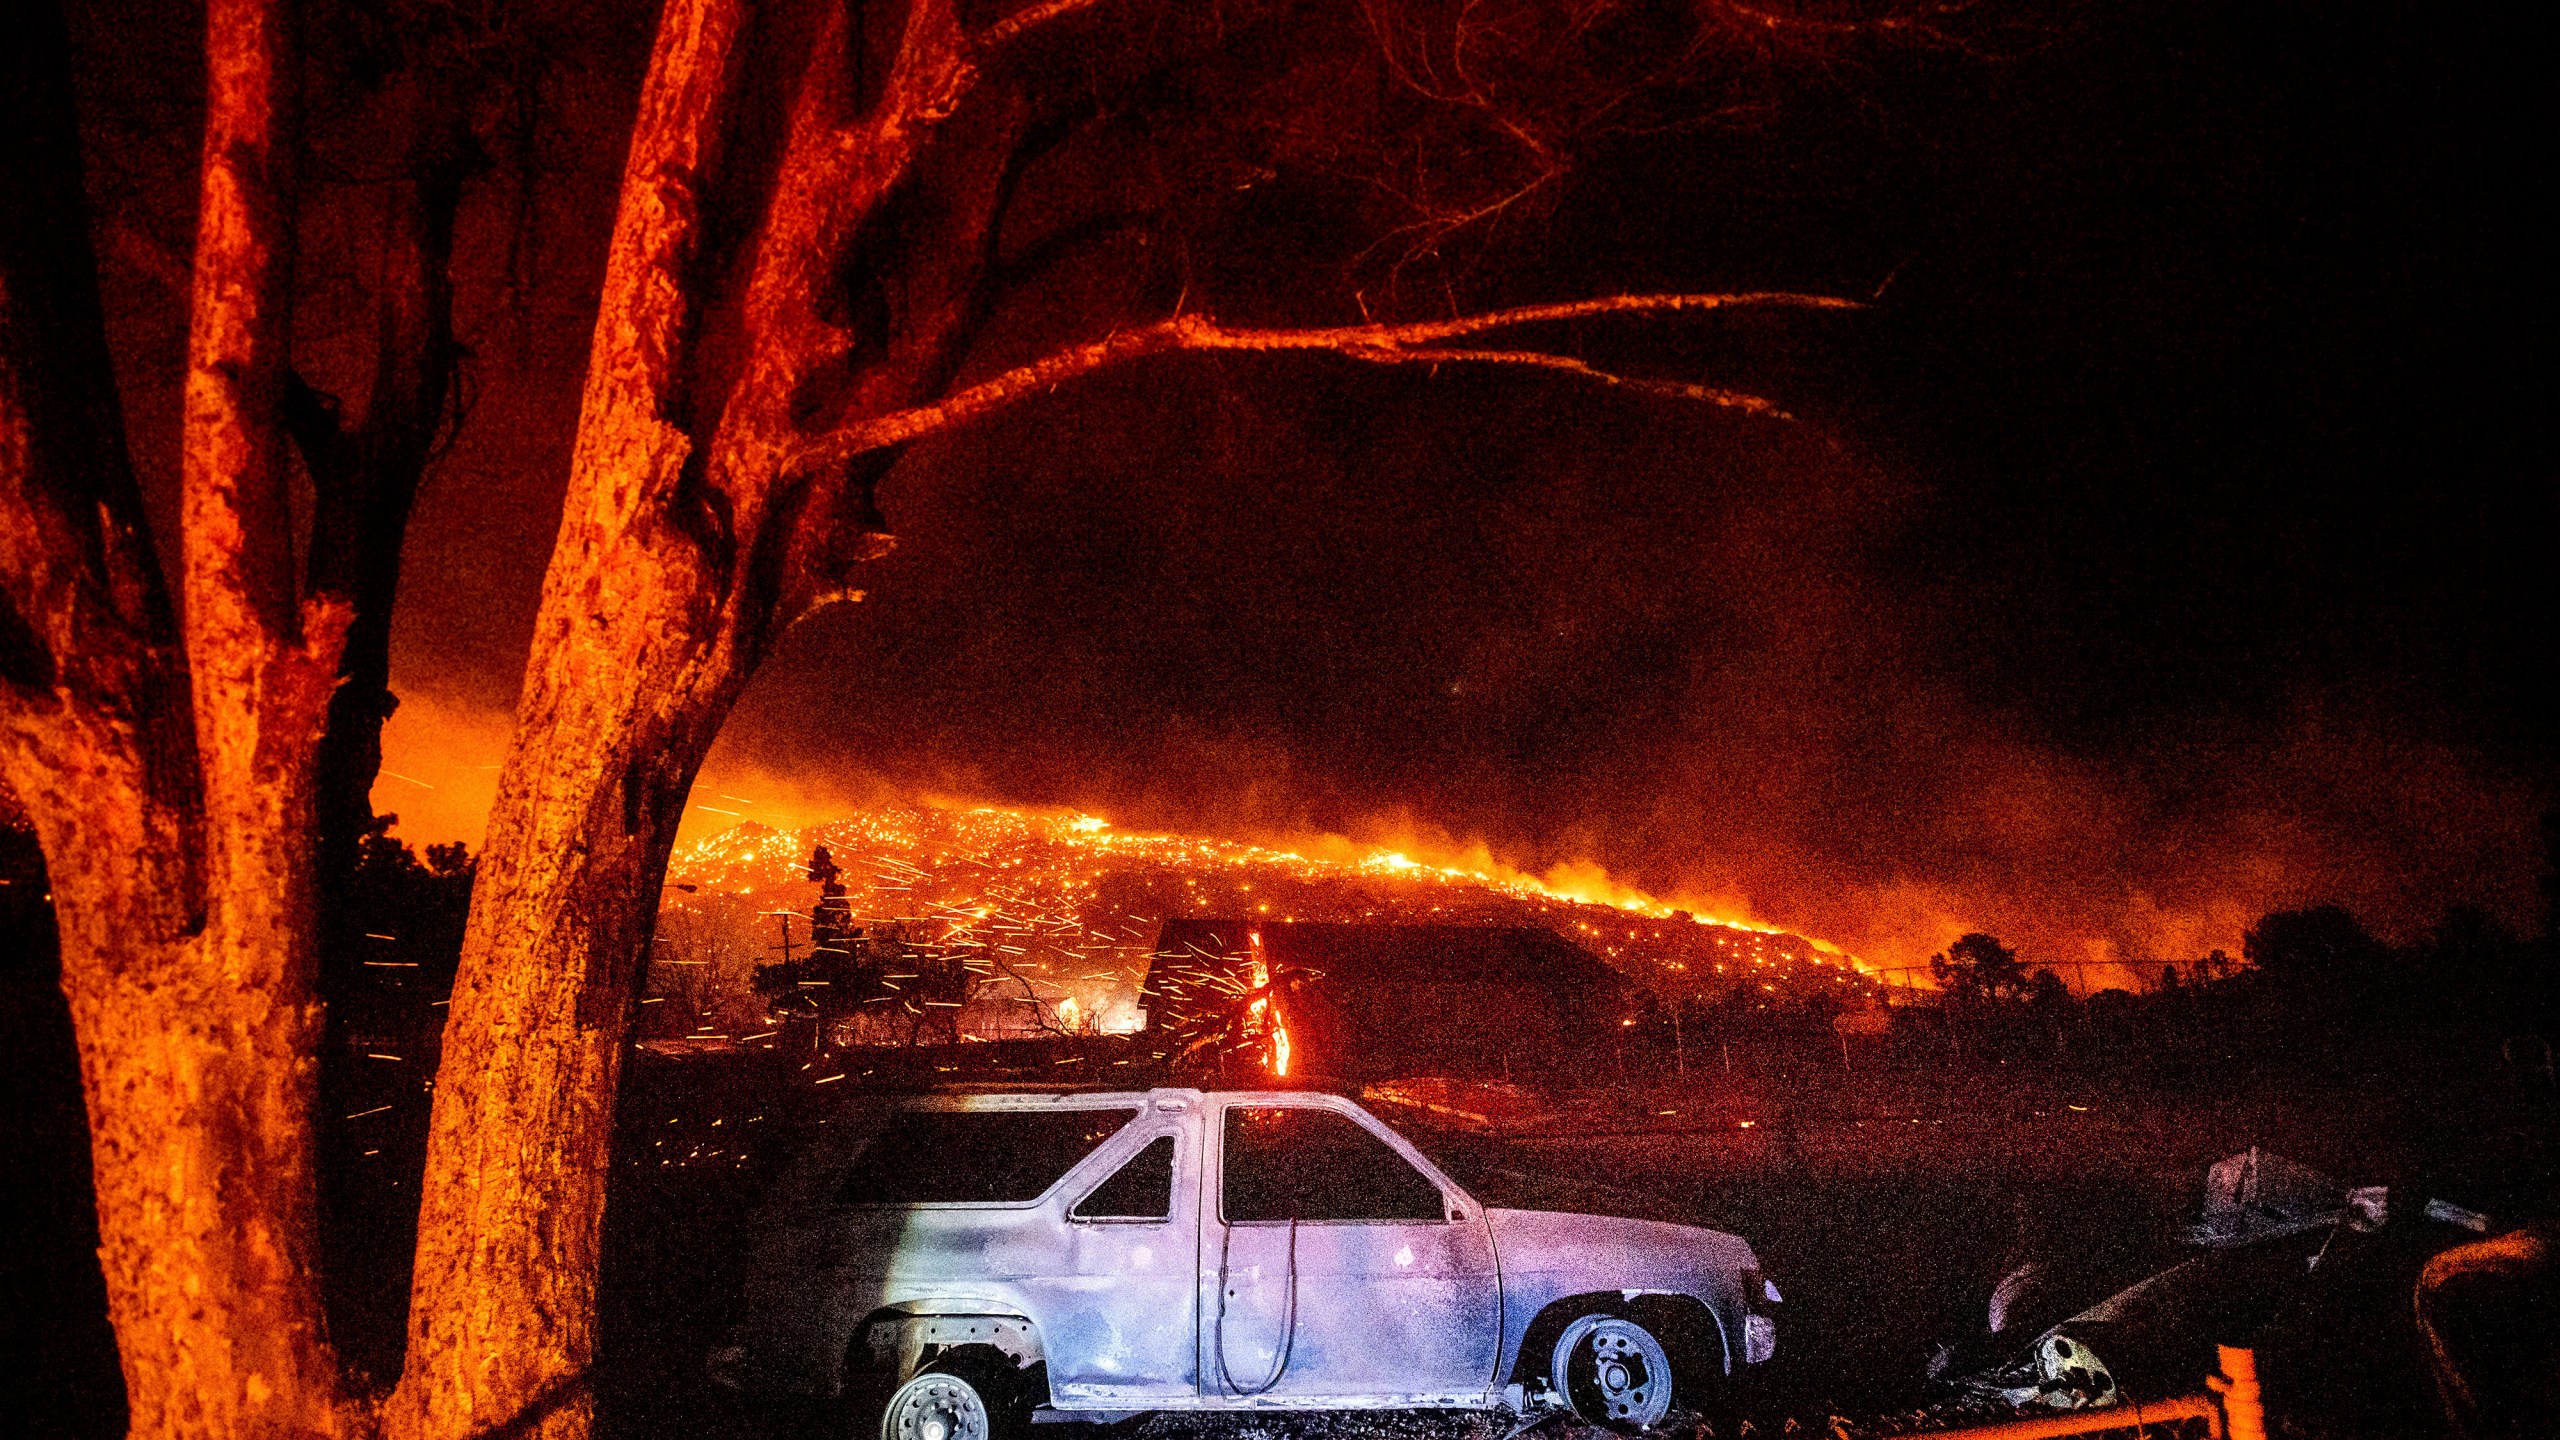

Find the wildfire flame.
xmin=651 ymin=797 xmax=1871 ymax=1051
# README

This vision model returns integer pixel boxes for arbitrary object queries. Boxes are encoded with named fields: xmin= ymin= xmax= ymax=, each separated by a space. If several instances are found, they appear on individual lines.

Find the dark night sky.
xmin=74 ymin=0 xmax=2557 ymax=976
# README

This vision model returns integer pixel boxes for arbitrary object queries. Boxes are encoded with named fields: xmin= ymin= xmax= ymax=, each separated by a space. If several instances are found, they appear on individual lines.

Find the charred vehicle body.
xmin=1930 ymin=1147 xmax=2481 ymax=1418
xmin=711 ymin=1088 xmax=1779 ymax=1437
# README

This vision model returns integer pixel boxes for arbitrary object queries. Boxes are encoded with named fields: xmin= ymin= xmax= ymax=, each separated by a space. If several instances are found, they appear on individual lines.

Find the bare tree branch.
xmin=1714 ymin=0 xmax=1991 ymax=47
xmin=976 ymin=0 xmax=1123 ymax=53
xmin=791 ymin=289 xmax=1853 ymax=472
xmin=773 ymin=87 xmax=1038 ymax=621
xmin=1369 ymin=345 xmax=1801 ymax=418
xmin=186 ymin=0 xmax=339 ymax=683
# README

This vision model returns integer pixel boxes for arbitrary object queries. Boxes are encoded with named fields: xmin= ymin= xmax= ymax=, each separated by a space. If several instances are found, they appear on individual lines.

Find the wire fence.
xmin=1867 ymin=958 xmax=2239 ymax=1002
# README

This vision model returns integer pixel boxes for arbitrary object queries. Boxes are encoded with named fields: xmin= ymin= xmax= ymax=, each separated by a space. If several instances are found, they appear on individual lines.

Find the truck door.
xmin=1030 ymin=1109 xmax=1203 ymax=1407
xmin=1201 ymin=1099 xmax=1501 ymax=1406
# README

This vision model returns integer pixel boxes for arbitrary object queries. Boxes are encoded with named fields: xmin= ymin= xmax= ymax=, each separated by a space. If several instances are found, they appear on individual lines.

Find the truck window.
xmin=837 ymin=1107 xmax=1139 ymax=1205
xmin=1071 ymin=1135 xmax=1176 ymax=1220
xmin=1222 ymin=1106 xmax=1444 ymax=1223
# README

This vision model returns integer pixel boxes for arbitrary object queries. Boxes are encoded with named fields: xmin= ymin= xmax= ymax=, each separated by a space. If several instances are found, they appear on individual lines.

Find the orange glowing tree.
xmin=0 ymin=1 xmax=1971 ymax=1437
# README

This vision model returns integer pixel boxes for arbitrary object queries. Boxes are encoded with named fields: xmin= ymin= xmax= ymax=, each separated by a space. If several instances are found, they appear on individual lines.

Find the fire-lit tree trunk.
xmin=391 ymin=3 xmax=940 ymax=1427
xmin=2 ymin=0 xmax=362 ymax=1436
xmin=159 ymin=0 xmax=360 ymax=1425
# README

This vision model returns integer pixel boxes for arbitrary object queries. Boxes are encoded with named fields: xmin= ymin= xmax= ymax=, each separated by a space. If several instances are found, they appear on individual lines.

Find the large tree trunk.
xmin=56 ymin=900 xmax=358 ymax=1440
xmin=388 ymin=2 xmax=753 ymax=1434
xmin=392 ymin=4 xmax=981 ymax=1433
xmin=387 ymin=578 xmax=743 ymax=1440
xmin=163 ymin=0 xmax=358 ymax=1430
xmin=3 ymin=1 xmax=360 ymax=1436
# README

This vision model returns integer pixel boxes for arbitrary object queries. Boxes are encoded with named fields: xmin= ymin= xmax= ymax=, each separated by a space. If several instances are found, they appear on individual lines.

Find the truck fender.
xmin=854 ymin=1305 xmax=1046 ymax=1389
xmin=1511 ymin=1290 xmax=1732 ymax=1396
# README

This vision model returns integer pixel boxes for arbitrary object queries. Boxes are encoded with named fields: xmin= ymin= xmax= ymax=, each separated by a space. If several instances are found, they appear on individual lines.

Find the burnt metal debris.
xmin=1929 ymin=1147 xmax=2496 ymax=1424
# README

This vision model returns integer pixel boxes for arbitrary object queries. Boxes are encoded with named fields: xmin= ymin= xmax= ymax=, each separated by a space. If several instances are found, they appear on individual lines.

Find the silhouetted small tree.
xmin=1934 ymin=932 xmax=2029 ymax=1004
xmin=2419 ymin=905 xmax=2547 ymax=1037
xmin=2243 ymin=905 xmax=2391 ymax=998
xmin=752 ymin=847 xmax=900 ymax=1044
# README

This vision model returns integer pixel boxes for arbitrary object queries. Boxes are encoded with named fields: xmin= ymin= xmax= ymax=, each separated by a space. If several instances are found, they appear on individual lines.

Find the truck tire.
xmin=1551 ymin=1313 xmax=1677 ymax=1430
xmin=878 ymin=1353 xmax=1024 ymax=1440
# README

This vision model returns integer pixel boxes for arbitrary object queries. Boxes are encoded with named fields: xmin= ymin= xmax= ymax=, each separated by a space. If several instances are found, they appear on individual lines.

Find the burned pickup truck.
xmin=711 ymin=1088 xmax=1779 ymax=1437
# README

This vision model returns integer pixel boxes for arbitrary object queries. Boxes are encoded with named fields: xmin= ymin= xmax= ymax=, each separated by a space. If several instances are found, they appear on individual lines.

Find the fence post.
xmin=2208 ymin=1344 xmax=2267 ymax=1440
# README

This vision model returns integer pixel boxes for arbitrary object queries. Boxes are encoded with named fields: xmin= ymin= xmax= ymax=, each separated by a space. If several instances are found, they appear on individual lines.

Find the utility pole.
xmin=767 ymin=911 xmax=817 ymax=1054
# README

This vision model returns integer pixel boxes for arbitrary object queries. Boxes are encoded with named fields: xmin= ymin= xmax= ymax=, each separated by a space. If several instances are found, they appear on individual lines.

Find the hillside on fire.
xmin=635 ymin=802 xmax=1868 ymax=1059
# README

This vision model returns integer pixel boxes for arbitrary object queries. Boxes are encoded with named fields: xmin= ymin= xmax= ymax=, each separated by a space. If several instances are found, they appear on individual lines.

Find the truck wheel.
xmin=1551 ymin=1313 xmax=1676 ymax=1430
xmin=879 ymin=1356 xmax=1017 ymax=1440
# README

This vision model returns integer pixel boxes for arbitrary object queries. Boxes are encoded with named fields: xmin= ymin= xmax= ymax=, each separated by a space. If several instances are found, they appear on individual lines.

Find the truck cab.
xmin=713 ymin=1089 xmax=1777 ymax=1437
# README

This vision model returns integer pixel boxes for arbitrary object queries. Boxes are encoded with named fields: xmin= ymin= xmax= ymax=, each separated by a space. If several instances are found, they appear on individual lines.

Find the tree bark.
xmin=168 ymin=0 xmax=359 ymax=1431
xmin=393 ymin=6 xmax=996 ymax=1435
xmin=3 ymin=0 xmax=360 ymax=1436
xmin=389 ymin=2 xmax=754 ymax=1434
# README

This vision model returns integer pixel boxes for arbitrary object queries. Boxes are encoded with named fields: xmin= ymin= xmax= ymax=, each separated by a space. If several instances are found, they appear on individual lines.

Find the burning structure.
xmin=1142 ymin=919 xmax=1637 ymax=1082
